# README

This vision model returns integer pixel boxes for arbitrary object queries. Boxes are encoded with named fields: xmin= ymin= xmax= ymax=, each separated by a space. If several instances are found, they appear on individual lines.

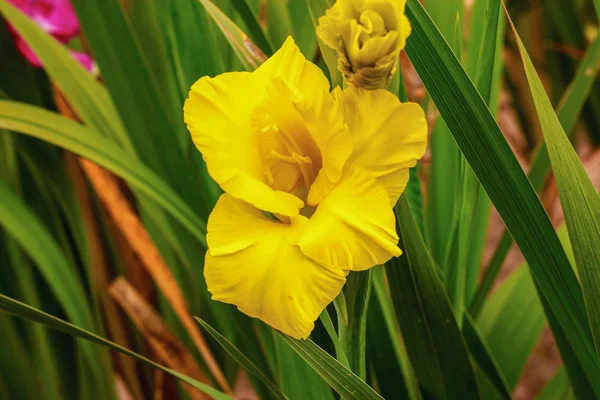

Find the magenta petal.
xmin=14 ymin=36 xmax=44 ymax=68
xmin=13 ymin=31 xmax=96 ymax=73
xmin=7 ymin=0 xmax=80 ymax=39
xmin=70 ymin=50 xmax=96 ymax=72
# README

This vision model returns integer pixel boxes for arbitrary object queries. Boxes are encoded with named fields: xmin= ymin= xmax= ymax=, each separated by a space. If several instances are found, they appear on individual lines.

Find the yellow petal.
xmin=294 ymin=86 xmax=353 ymax=186
xmin=299 ymin=167 xmax=401 ymax=271
xmin=335 ymin=86 xmax=427 ymax=205
xmin=184 ymin=72 xmax=303 ymax=216
xmin=205 ymin=194 xmax=347 ymax=339
xmin=254 ymin=38 xmax=352 ymax=192
xmin=255 ymin=36 xmax=331 ymax=97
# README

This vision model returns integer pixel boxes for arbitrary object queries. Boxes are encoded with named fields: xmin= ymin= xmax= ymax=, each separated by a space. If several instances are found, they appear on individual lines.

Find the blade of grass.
xmin=0 ymin=314 xmax=37 ymax=399
xmin=303 ymin=0 xmax=343 ymax=88
xmin=535 ymin=368 xmax=575 ymax=400
xmin=195 ymin=318 xmax=288 ymax=400
xmin=277 ymin=333 xmax=384 ymax=400
xmin=476 ymin=266 xmax=545 ymax=389
xmin=425 ymin=0 xmax=464 ymax=267
xmin=0 ymin=132 xmax=64 ymax=400
xmin=509 ymin=8 xmax=600 ymax=357
xmin=463 ymin=0 xmax=505 ymax=303
xmin=128 ymin=0 xmax=190 ymax=153
xmin=388 ymin=195 xmax=480 ymax=399
xmin=319 ymin=310 xmax=349 ymax=368
xmin=463 ymin=314 xmax=511 ymax=400
xmin=0 ymin=0 xmax=132 ymax=151
xmin=344 ymin=269 xmax=372 ymax=379
xmin=0 ymin=293 xmax=232 ymax=400
xmin=404 ymin=1 xmax=599 ymax=385
xmin=287 ymin=1 xmax=318 ymax=58
xmin=0 ymin=101 xmax=207 ymax=246
xmin=197 ymin=0 xmax=267 ymax=71
xmin=265 ymin=0 xmax=295 ymax=48
xmin=371 ymin=268 xmax=421 ymax=400
xmin=272 ymin=331 xmax=335 ymax=400
xmin=109 ymin=278 xmax=211 ymax=399
xmin=229 ymin=0 xmax=274 ymax=56
xmin=78 ymin=160 xmax=230 ymax=394
xmin=0 ymin=180 xmax=110 ymax=397
xmin=471 ymin=31 xmax=600 ymax=316
xmin=70 ymin=0 xmax=183 ymax=186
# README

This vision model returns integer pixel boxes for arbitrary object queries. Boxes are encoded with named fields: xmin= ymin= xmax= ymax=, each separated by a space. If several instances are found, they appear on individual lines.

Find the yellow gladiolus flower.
xmin=184 ymin=37 xmax=426 ymax=339
xmin=317 ymin=0 xmax=411 ymax=89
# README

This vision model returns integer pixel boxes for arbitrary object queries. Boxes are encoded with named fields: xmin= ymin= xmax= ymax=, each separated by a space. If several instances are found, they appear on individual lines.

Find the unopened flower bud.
xmin=317 ymin=0 xmax=411 ymax=89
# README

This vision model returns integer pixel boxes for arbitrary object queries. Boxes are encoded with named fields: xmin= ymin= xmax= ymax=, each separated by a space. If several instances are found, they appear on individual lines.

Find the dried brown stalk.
xmin=65 ymin=154 xmax=144 ymax=400
xmin=53 ymin=87 xmax=232 ymax=395
xmin=153 ymin=369 xmax=164 ymax=400
xmin=115 ymin=374 xmax=136 ymax=400
xmin=109 ymin=277 xmax=209 ymax=400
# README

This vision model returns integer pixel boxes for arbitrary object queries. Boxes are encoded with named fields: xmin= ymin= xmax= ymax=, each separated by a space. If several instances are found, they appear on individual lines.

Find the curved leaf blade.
xmin=509 ymin=8 xmax=600 ymax=361
xmin=195 ymin=318 xmax=287 ymax=400
xmin=404 ymin=0 xmax=598 ymax=385
xmin=0 ymin=294 xmax=231 ymax=400
xmin=0 ymin=101 xmax=207 ymax=246
xmin=277 ymin=333 xmax=384 ymax=400
xmin=387 ymin=195 xmax=480 ymax=400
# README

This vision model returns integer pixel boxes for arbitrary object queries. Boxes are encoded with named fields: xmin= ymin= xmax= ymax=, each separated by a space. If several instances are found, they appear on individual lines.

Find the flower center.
xmin=261 ymin=122 xmax=316 ymax=190
xmin=251 ymin=79 xmax=323 ymax=200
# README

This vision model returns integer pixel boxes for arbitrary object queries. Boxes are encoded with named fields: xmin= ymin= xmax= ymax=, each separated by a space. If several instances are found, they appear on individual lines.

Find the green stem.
xmin=344 ymin=269 xmax=373 ymax=379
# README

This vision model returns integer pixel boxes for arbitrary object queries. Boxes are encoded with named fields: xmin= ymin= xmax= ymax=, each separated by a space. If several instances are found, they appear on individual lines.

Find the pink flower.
xmin=7 ymin=0 xmax=96 ymax=72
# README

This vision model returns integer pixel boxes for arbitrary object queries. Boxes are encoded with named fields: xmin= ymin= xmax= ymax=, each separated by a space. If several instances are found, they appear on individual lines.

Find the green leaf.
xmin=0 ymin=294 xmax=231 ymax=400
xmin=344 ymin=269 xmax=372 ymax=379
xmin=509 ymin=11 xmax=600 ymax=358
xmin=0 ymin=180 xmax=107 ymax=393
xmin=476 ymin=266 xmax=545 ymax=389
xmin=386 ymin=195 xmax=480 ymax=400
xmin=425 ymin=0 xmax=464 ymax=43
xmin=197 ymin=0 xmax=267 ymax=71
xmin=0 ymin=313 xmax=38 ymax=398
xmin=463 ymin=314 xmax=511 ymax=400
xmin=404 ymin=0 xmax=598 ymax=384
xmin=0 ymin=0 xmax=132 ymax=151
xmin=277 ymin=333 xmax=383 ymax=400
xmin=128 ymin=0 xmax=190 ymax=152
xmin=287 ymin=1 xmax=319 ymax=57
xmin=265 ymin=0 xmax=295 ymax=49
xmin=70 ymin=0 xmax=204 ymax=214
xmin=424 ymin=0 xmax=463 ymax=267
xmin=195 ymin=318 xmax=287 ymax=400
xmin=303 ymin=0 xmax=343 ymax=88
xmin=272 ymin=332 xmax=335 ymax=400
xmin=319 ymin=310 xmax=349 ymax=368
xmin=536 ymin=368 xmax=575 ymax=400
xmin=370 ymin=268 xmax=421 ymax=400
xmin=473 ymin=25 xmax=600 ymax=316
xmin=0 ymin=101 xmax=207 ymax=247
xmin=230 ymin=0 xmax=274 ymax=56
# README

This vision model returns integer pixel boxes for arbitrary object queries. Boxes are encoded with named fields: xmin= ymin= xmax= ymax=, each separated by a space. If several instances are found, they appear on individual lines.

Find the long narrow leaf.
xmin=509 ymin=9 xmax=600 ymax=358
xmin=0 ymin=294 xmax=231 ymax=400
xmin=277 ymin=333 xmax=383 ymax=400
xmin=0 ymin=181 xmax=105 ymax=390
xmin=404 ymin=1 xmax=598 ymax=382
xmin=195 ymin=318 xmax=287 ymax=400
xmin=0 ymin=101 xmax=207 ymax=246
xmin=197 ymin=0 xmax=267 ymax=71
xmin=0 ymin=1 xmax=132 ymax=150
xmin=387 ymin=195 xmax=480 ymax=400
